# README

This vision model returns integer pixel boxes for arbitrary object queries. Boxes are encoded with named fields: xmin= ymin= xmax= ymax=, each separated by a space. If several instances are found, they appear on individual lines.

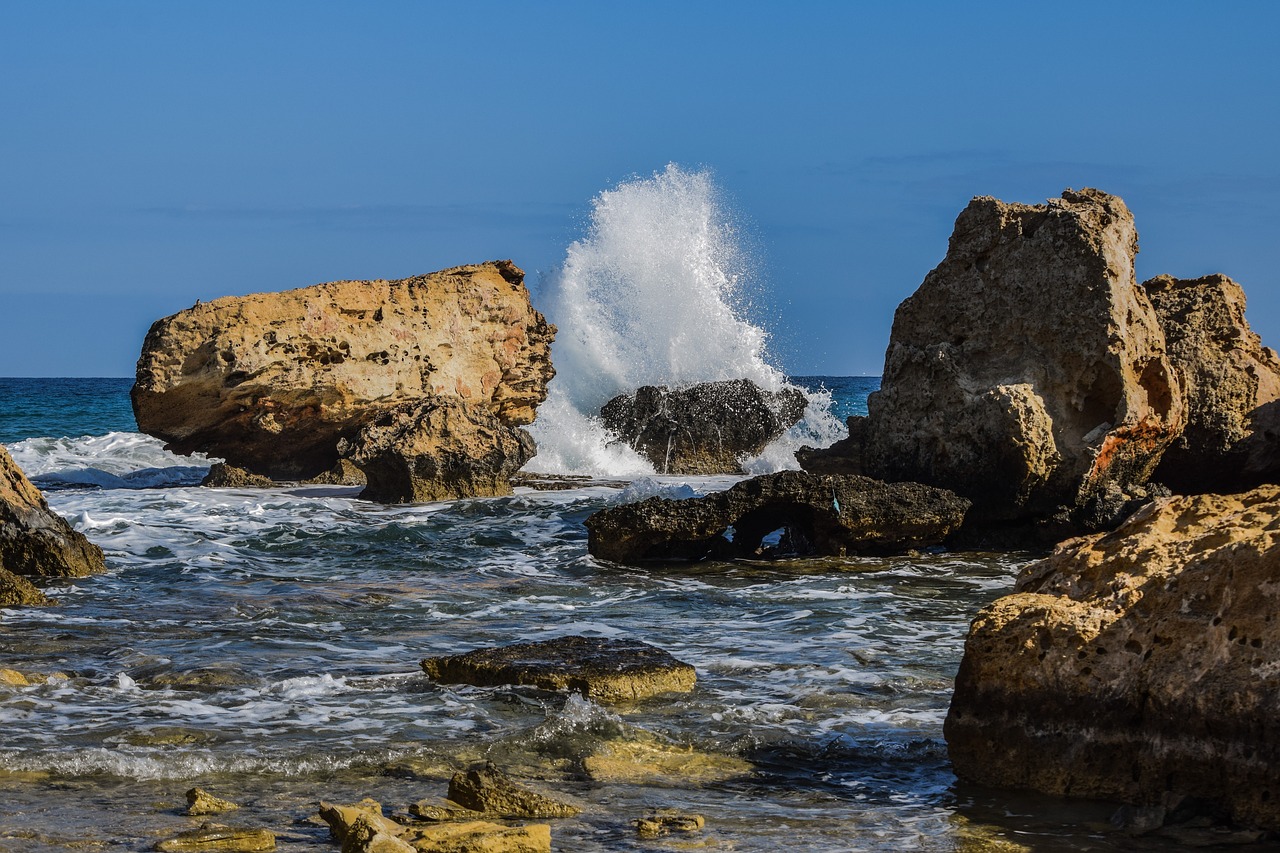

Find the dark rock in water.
xmin=302 ymin=458 xmax=366 ymax=487
xmin=585 ymin=471 xmax=969 ymax=565
xmin=1 ymin=445 xmax=105 ymax=601
xmin=421 ymin=636 xmax=696 ymax=703
xmin=800 ymin=189 xmax=1182 ymax=533
xmin=201 ymin=463 xmax=275 ymax=489
xmin=131 ymin=260 xmax=555 ymax=499
xmin=945 ymin=486 xmax=1280 ymax=831
xmin=446 ymin=763 xmax=581 ymax=818
xmin=1143 ymin=273 xmax=1280 ymax=493
xmin=340 ymin=399 xmax=536 ymax=504
xmin=600 ymin=379 xmax=807 ymax=474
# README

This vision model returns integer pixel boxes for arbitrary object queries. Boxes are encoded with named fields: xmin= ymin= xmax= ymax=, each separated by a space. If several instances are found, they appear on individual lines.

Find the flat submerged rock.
xmin=421 ymin=636 xmax=696 ymax=704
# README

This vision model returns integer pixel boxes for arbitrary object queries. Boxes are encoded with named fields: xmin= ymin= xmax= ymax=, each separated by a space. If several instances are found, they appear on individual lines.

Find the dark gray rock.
xmin=585 ymin=471 xmax=969 ymax=564
xmin=422 ymin=636 xmax=696 ymax=703
xmin=600 ymin=379 xmax=807 ymax=474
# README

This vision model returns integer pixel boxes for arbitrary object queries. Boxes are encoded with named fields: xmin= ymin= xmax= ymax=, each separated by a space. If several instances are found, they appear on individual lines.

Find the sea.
xmin=0 ymin=167 xmax=1178 ymax=851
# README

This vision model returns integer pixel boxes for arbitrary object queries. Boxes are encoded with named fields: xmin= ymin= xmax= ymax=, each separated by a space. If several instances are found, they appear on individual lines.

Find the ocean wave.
xmin=6 ymin=431 xmax=215 ymax=489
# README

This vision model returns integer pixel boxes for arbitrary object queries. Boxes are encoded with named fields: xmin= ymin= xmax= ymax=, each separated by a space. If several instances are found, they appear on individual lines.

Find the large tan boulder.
xmin=132 ymin=261 xmax=555 ymax=499
xmin=1143 ymin=273 xmax=1280 ymax=493
xmin=801 ymin=189 xmax=1183 ymax=531
xmin=1 ymin=445 xmax=105 ymax=604
xmin=945 ymin=486 xmax=1280 ymax=830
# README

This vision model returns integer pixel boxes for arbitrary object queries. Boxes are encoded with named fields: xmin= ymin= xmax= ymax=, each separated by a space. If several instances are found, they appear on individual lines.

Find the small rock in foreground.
xmin=153 ymin=823 xmax=275 ymax=852
xmin=403 ymin=820 xmax=550 ymax=853
xmin=186 ymin=787 xmax=239 ymax=816
xmin=446 ymin=764 xmax=580 ymax=819
xmin=422 ymin=636 xmax=695 ymax=704
xmin=633 ymin=809 xmax=705 ymax=839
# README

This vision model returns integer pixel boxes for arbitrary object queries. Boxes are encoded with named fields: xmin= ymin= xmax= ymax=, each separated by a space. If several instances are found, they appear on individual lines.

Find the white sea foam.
xmin=6 ymin=431 xmax=214 ymax=489
xmin=524 ymin=163 xmax=843 ymax=477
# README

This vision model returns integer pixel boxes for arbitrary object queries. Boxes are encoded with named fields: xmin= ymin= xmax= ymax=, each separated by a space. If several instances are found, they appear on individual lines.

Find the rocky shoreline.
xmin=4 ymin=186 xmax=1280 ymax=843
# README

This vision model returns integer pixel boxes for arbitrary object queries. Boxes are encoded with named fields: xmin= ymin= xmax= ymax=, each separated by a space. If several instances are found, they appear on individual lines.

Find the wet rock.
xmin=632 ymin=809 xmax=705 ymax=839
xmin=422 ymin=636 xmax=696 ymax=704
xmin=304 ymin=459 xmax=367 ymax=486
xmin=1 ymin=444 xmax=106 ymax=589
xmin=585 ymin=471 xmax=969 ymax=564
xmin=0 ymin=568 xmax=48 ymax=606
xmin=186 ymin=787 xmax=239 ymax=816
xmin=445 ymin=764 xmax=580 ymax=819
xmin=800 ymin=189 xmax=1182 ymax=532
xmin=600 ymin=379 xmax=807 ymax=474
xmin=153 ymin=823 xmax=275 ymax=852
xmin=401 ymin=821 xmax=551 ymax=853
xmin=143 ymin=667 xmax=256 ymax=692
xmin=201 ymin=464 xmax=275 ymax=489
xmin=132 ymin=260 xmax=555 ymax=499
xmin=342 ymin=814 xmax=415 ymax=853
xmin=340 ymin=399 xmax=535 ymax=504
xmin=319 ymin=800 xmax=404 ymax=844
xmin=580 ymin=736 xmax=751 ymax=785
xmin=1143 ymin=273 xmax=1280 ymax=493
xmin=945 ymin=485 xmax=1280 ymax=830
xmin=0 ymin=668 xmax=31 ymax=686
xmin=408 ymin=800 xmax=486 ymax=823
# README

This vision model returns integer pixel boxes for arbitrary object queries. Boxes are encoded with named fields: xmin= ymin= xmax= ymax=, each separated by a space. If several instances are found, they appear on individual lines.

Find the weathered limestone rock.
xmin=201 ymin=464 xmax=275 ymax=489
xmin=1143 ymin=274 xmax=1280 ymax=493
xmin=132 ymin=260 xmax=555 ymax=499
xmin=1 ymin=445 xmax=105 ymax=594
xmin=446 ymin=764 xmax=580 ymax=819
xmin=632 ymin=809 xmax=705 ymax=839
xmin=581 ymin=736 xmax=752 ymax=785
xmin=185 ymin=787 xmax=239 ymax=816
xmin=341 ymin=399 xmax=535 ymax=503
xmin=945 ymin=486 xmax=1280 ymax=830
xmin=319 ymin=800 xmax=404 ymax=844
xmin=801 ymin=189 xmax=1183 ymax=531
xmin=153 ymin=823 xmax=275 ymax=852
xmin=402 ymin=821 xmax=550 ymax=853
xmin=341 ymin=814 xmax=415 ymax=853
xmin=599 ymin=379 xmax=807 ymax=474
xmin=422 ymin=636 xmax=696 ymax=704
xmin=585 ymin=471 xmax=969 ymax=564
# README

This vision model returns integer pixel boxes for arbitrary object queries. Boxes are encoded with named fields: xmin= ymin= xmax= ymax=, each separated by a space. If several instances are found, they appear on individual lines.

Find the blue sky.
xmin=1 ymin=2 xmax=1277 ymax=376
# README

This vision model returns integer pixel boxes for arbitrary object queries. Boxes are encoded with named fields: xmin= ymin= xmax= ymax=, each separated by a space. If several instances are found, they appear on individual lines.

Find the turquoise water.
xmin=0 ymin=377 xmax=1189 ymax=852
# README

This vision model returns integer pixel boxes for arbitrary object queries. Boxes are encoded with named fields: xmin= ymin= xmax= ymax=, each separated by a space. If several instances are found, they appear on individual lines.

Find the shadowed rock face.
xmin=342 ymin=399 xmax=536 ymax=504
xmin=132 ymin=260 xmax=555 ymax=491
xmin=600 ymin=379 xmax=808 ymax=474
xmin=584 ymin=471 xmax=969 ymax=564
xmin=1143 ymin=273 xmax=1280 ymax=493
xmin=421 ymin=636 xmax=696 ymax=704
xmin=945 ymin=486 xmax=1280 ymax=831
xmin=801 ymin=189 xmax=1183 ymax=531
xmin=1 ymin=445 xmax=105 ymax=605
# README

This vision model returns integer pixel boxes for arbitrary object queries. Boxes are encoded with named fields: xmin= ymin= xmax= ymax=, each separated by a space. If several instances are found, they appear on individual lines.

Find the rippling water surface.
xmin=4 ymin=378 xmax=1209 ymax=852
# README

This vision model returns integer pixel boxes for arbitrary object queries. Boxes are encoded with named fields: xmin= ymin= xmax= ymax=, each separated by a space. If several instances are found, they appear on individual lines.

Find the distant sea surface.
xmin=0 ymin=376 xmax=1151 ymax=851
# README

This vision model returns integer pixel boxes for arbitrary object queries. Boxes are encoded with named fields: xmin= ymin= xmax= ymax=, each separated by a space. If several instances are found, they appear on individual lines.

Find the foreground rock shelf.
xmin=945 ymin=485 xmax=1280 ymax=830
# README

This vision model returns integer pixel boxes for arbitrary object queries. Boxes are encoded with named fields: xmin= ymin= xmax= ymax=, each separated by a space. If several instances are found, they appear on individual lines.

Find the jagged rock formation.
xmin=585 ymin=471 xmax=969 ymax=564
xmin=1143 ymin=273 xmax=1280 ymax=493
xmin=319 ymin=797 xmax=551 ymax=852
xmin=446 ymin=764 xmax=581 ymax=819
xmin=945 ymin=486 xmax=1280 ymax=830
xmin=422 ymin=636 xmax=696 ymax=704
xmin=341 ymin=399 xmax=535 ymax=503
xmin=600 ymin=379 xmax=807 ymax=474
xmin=1 ymin=446 xmax=105 ymax=605
xmin=801 ymin=189 xmax=1183 ymax=532
xmin=132 ymin=261 xmax=555 ymax=501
